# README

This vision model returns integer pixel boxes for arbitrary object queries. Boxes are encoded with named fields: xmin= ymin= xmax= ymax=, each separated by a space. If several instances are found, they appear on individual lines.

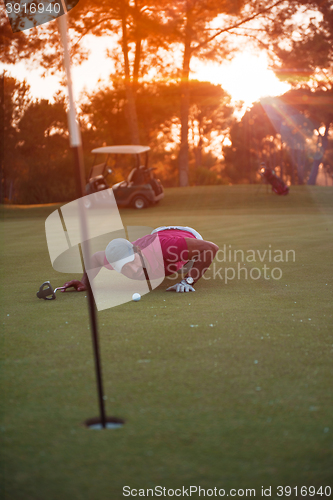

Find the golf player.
xmin=61 ymin=226 xmax=218 ymax=293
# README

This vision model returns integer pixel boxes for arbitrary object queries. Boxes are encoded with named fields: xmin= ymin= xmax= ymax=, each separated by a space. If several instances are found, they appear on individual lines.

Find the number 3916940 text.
xmin=276 ymin=486 xmax=331 ymax=497
xmin=5 ymin=2 xmax=61 ymax=15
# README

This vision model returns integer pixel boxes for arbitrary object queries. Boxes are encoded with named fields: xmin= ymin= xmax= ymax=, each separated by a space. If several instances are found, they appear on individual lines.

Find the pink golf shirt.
xmin=103 ymin=229 xmax=196 ymax=276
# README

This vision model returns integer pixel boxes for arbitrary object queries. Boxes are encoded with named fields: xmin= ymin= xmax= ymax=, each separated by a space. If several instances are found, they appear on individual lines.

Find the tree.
xmin=80 ymin=83 xmax=130 ymax=149
xmin=0 ymin=5 xmax=74 ymax=71
xmin=4 ymin=0 xmax=331 ymax=187
xmin=282 ymin=88 xmax=333 ymax=184
xmin=15 ymin=96 xmax=76 ymax=203
xmin=162 ymin=0 xmax=237 ymax=185
xmin=187 ymin=80 xmax=234 ymax=169
xmin=80 ymin=79 xmax=233 ymax=185
xmin=223 ymin=101 xmax=279 ymax=184
xmin=1 ymin=1 xmax=300 ymax=180
xmin=0 ymin=85 xmax=75 ymax=204
xmin=266 ymin=0 xmax=333 ymax=184
xmin=261 ymin=94 xmax=316 ymax=184
xmin=0 ymin=74 xmax=31 ymax=203
xmin=224 ymin=87 xmax=333 ymax=186
xmin=269 ymin=0 xmax=333 ymax=77
xmin=66 ymin=0 xmax=172 ymax=144
xmin=151 ymin=0 xmax=326 ymax=186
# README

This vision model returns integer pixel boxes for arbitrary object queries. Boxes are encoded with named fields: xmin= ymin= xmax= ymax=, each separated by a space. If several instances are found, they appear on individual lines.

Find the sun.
xmin=193 ymin=50 xmax=290 ymax=109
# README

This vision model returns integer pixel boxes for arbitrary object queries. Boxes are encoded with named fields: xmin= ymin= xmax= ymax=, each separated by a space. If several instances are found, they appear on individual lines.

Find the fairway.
xmin=1 ymin=186 xmax=333 ymax=500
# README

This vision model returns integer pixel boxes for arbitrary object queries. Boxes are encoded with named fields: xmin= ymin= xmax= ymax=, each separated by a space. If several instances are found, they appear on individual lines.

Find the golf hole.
xmin=84 ymin=416 xmax=125 ymax=430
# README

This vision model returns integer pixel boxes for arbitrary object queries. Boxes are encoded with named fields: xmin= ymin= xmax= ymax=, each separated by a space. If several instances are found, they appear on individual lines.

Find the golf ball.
xmin=132 ymin=293 xmax=141 ymax=302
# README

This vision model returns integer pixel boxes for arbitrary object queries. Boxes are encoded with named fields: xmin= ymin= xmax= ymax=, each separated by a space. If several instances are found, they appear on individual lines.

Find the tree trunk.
xmin=132 ymin=0 xmax=142 ymax=94
xmin=121 ymin=7 xmax=141 ymax=145
xmin=124 ymin=86 xmax=141 ymax=144
xmin=290 ymin=147 xmax=304 ymax=184
xmin=0 ymin=72 xmax=4 ymax=204
xmin=194 ymin=143 xmax=202 ymax=169
xmin=178 ymin=7 xmax=192 ymax=187
xmin=296 ymin=148 xmax=304 ymax=185
xmin=307 ymin=158 xmax=321 ymax=185
xmin=307 ymin=126 xmax=329 ymax=185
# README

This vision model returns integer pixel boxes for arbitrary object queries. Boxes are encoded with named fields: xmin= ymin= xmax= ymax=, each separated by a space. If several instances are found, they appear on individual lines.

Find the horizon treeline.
xmin=1 ymin=0 xmax=333 ymax=203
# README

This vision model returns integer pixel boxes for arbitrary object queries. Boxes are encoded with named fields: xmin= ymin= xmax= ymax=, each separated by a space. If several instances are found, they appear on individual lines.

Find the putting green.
xmin=1 ymin=186 xmax=332 ymax=500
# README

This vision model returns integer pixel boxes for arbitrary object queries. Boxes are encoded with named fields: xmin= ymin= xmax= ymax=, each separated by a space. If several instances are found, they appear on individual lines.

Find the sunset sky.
xmin=2 ymin=33 xmax=290 ymax=111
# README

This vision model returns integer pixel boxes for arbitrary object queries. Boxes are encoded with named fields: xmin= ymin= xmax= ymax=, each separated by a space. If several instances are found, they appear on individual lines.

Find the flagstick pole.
xmin=57 ymin=11 xmax=107 ymax=429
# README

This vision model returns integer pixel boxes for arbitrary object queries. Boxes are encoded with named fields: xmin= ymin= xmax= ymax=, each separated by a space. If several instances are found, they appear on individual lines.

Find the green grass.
xmin=1 ymin=186 xmax=333 ymax=500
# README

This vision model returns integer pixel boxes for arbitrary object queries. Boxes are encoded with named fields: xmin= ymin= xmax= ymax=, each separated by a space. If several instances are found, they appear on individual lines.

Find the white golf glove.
xmin=166 ymin=279 xmax=195 ymax=293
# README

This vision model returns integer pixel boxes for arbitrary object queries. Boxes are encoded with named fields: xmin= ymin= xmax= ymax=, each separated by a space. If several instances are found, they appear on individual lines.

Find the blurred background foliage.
xmin=1 ymin=0 xmax=333 ymax=203
xmin=1 ymin=73 xmax=333 ymax=204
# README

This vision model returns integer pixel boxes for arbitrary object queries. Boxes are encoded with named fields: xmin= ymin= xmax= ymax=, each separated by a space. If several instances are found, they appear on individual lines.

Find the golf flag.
xmin=57 ymin=14 xmax=82 ymax=147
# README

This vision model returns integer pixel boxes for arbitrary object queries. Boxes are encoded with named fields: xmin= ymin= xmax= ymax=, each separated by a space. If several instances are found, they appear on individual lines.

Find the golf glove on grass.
xmin=61 ymin=280 xmax=87 ymax=292
xmin=166 ymin=279 xmax=195 ymax=293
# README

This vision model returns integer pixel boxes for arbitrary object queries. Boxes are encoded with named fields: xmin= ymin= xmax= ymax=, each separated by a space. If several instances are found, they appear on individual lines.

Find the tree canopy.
xmin=2 ymin=0 xmax=333 ymax=198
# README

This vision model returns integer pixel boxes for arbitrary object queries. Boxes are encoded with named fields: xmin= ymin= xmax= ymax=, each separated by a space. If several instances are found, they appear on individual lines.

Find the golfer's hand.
xmin=61 ymin=280 xmax=87 ymax=292
xmin=166 ymin=279 xmax=195 ymax=293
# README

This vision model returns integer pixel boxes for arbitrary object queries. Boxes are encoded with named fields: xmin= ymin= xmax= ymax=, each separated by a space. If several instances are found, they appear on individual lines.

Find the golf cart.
xmin=85 ymin=145 xmax=164 ymax=209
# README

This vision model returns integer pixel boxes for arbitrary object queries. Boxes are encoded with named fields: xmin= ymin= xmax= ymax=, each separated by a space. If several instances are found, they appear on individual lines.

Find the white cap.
xmin=105 ymin=238 xmax=135 ymax=273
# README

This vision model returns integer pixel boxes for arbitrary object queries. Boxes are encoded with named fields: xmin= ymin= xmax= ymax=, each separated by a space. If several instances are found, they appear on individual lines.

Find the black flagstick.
xmin=134 ymin=246 xmax=152 ymax=292
xmin=57 ymin=9 xmax=107 ymax=429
